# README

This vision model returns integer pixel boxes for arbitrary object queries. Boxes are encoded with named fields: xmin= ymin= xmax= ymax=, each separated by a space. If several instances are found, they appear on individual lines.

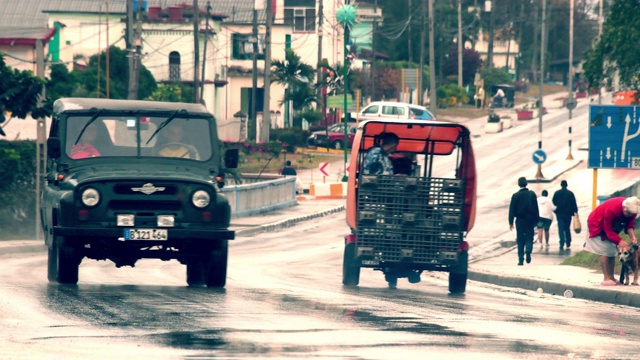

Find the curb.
xmin=235 ymin=205 xmax=346 ymax=236
xmin=468 ymin=270 xmax=640 ymax=307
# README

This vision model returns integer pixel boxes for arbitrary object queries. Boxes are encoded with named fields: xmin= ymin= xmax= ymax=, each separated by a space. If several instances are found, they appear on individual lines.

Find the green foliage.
xmin=583 ymin=0 xmax=640 ymax=89
xmin=443 ymin=46 xmax=483 ymax=86
xmin=480 ymin=68 xmax=513 ymax=93
xmin=436 ymin=84 xmax=468 ymax=108
xmin=272 ymin=49 xmax=316 ymax=111
xmin=270 ymin=128 xmax=308 ymax=152
xmin=292 ymin=109 xmax=322 ymax=127
xmin=145 ymin=83 xmax=195 ymax=103
xmin=0 ymin=140 xmax=37 ymax=239
xmin=0 ymin=55 xmax=47 ymax=119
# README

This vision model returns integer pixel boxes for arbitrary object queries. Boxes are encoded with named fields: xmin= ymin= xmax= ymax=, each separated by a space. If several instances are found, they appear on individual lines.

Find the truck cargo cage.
xmin=356 ymin=174 xmax=465 ymax=264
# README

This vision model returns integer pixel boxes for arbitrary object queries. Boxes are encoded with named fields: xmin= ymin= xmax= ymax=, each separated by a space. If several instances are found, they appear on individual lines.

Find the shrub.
xmin=0 ymin=140 xmax=37 ymax=240
xmin=270 ymin=128 xmax=309 ymax=152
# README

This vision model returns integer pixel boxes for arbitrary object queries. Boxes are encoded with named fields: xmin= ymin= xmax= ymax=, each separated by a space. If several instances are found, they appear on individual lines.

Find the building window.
xmin=232 ymin=34 xmax=265 ymax=60
xmin=169 ymin=51 xmax=181 ymax=81
xmin=284 ymin=0 xmax=315 ymax=33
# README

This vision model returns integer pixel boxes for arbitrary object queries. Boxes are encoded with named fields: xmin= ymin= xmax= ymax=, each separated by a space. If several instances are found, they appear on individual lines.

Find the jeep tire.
xmin=48 ymin=236 xmax=81 ymax=284
xmin=205 ymin=240 xmax=228 ymax=288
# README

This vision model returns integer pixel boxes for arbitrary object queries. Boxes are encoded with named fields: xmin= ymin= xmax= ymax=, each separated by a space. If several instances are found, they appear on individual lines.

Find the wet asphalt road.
xmin=3 ymin=214 xmax=640 ymax=359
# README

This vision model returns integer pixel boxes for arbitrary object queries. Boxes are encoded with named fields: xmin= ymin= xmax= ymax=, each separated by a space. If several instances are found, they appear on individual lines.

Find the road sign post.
xmin=532 ymin=149 xmax=547 ymax=164
xmin=588 ymin=105 xmax=640 ymax=169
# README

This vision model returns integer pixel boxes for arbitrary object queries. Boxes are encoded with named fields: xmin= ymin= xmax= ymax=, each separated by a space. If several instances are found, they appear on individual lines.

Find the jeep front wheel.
xmin=205 ymin=240 xmax=228 ymax=288
xmin=48 ymin=236 xmax=80 ymax=284
xmin=186 ymin=258 xmax=206 ymax=287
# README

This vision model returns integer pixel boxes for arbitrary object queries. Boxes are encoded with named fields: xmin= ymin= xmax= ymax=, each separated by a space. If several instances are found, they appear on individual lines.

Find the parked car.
xmin=307 ymin=122 xmax=357 ymax=150
xmin=359 ymin=101 xmax=434 ymax=121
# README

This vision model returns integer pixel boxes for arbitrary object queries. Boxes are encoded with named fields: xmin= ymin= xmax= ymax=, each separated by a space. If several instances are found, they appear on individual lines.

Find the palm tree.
xmin=271 ymin=49 xmax=316 ymax=126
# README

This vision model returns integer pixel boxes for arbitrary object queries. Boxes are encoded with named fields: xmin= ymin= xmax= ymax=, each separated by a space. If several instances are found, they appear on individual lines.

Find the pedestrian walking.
xmin=508 ymin=177 xmax=540 ymax=266
xmin=584 ymin=196 xmax=640 ymax=286
xmin=552 ymin=180 xmax=579 ymax=251
xmin=536 ymin=190 xmax=556 ymax=247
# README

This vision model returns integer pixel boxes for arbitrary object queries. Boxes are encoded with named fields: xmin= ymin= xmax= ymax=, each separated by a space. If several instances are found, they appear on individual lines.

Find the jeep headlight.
xmin=81 ymin=188 xmax=100 ymax=207
xmin=192 ymin=190 xmax=210 ymax=208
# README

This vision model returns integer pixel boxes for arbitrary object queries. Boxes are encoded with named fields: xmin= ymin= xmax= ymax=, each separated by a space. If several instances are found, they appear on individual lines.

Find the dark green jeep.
xmin=40 ymin=98 xmax=238 ymax=287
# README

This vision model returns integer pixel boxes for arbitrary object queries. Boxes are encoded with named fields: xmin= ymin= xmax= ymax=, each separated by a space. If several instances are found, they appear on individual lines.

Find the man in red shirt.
xmin=585 ymin=196 xmax=640 ymax=286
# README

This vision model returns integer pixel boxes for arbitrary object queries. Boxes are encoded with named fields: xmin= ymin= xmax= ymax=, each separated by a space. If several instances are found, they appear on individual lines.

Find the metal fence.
xmin=221 ymin=176 xmax=297 ymax=218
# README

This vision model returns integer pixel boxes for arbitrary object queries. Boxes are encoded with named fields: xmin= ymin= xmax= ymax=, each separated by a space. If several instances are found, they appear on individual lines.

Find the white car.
xmin=358 ymin=101 xmax=435 ymax=121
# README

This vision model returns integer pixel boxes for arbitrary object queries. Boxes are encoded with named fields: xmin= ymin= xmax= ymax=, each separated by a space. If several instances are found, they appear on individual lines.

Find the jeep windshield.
xmin=64 ymin=115 xmax=212 ymax=161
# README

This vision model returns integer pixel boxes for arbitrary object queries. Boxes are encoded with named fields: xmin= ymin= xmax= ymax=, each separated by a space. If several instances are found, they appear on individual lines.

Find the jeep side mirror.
xmin=224 ymin=148 xmax=239 ymax=169
xmin=47 ymin=137 xmax=61 ymax=158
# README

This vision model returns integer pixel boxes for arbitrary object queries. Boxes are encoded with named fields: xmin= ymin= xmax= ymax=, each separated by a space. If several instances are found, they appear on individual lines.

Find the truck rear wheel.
xmin=48 ymin=236 xmax=80 ymax=284
xmin=205 ymin=240 xmax=228 ymax=288
xmin=448 ymin=272 xmax=467 ymax=294
xmin=342 ymin=243 xmax=360 ymax=286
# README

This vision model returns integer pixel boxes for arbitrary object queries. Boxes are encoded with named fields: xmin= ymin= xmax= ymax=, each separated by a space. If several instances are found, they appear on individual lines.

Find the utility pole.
xmin=126 ymin=0 xmax=135 ymax=99
xmin=105 ymin=2 xmax=110 ymax=98
xmin=598 ymin=0 xmax=603 ymax=105
xmin=128 ymin=0 xmax=142 ymax=100
xmin=535 ymin=0 xmax=546 ymax=180
xmin=370 ymin=0 xmax=378 ymax=102
xmin=317 ymin=0 xmax=324 ymax=106
xmin=428 ymin=0 xmax=436 ymax=116
xmin=262 ymin=0 xmax=273 ymax=143
xmin=457 ymin=0 xmax=462 ymax=88
xmin=487 ymin=0 xmax=494 ymax=68
xmin=200 ymin=2 xmax=210 ymax=103
xmin=250 ymin=7 xmax=258 ymax=140
xmin=566 ymin=0 xmax=574 ymax=160
xmin=35 ymin=38 xmax=46 ymax=241
xmin=418 ymin=0 xmax=425 ymax=103
xmin=407 ymin=0 xmax=412 ymax=66
xmin=193 ymin=0 xmax=200 ymax=104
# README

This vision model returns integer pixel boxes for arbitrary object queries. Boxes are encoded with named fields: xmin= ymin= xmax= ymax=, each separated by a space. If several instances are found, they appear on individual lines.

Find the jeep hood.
xmin=60 ymin=163 xmax=215 ymax=186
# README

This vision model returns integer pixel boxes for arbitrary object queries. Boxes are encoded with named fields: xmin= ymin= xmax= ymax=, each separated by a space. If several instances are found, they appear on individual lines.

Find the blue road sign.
xmin=532 ymin=149 xmax=547 ymax=164
xmin=588 ymin=105 xmax=640 ymax=169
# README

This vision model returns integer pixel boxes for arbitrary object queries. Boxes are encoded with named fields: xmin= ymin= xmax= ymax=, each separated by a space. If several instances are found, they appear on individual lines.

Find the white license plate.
xmin=124 ymin=228 xmax=168 ymax=240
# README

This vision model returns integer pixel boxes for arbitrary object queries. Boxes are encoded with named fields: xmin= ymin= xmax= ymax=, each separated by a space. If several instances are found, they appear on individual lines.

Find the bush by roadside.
xmin=0 ymin=140 xmax=37 ymax=240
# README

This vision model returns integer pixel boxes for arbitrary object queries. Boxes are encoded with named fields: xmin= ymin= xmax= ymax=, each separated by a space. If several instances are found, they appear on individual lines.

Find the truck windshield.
xmin=65 ymin=115 xmax=212 ymax=161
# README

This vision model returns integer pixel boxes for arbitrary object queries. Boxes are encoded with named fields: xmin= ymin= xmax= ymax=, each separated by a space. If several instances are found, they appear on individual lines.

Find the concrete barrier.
xmin=484 ymin=121 xmax=503 ymax=134
xmin=308 ymin=182 xmax=347 ymax=199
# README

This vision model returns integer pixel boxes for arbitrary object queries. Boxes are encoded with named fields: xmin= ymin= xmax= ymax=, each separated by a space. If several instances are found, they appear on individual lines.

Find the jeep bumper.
xmin=53 ymin=226 xmax=235 ymax=240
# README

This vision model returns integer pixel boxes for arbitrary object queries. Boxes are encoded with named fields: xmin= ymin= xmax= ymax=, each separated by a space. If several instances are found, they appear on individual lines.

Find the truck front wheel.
xmin=342 ymin=243 xmax=360 ymax=286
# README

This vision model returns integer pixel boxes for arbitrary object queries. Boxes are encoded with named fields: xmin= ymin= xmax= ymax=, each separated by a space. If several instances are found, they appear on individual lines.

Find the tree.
xmin=271 ymin=49 xmax=316 ymax=123
xmin=72 ymin=46 xmax=157 ymax=100
xmin=583 ymin=0 xmax=640 ymax=89
xmin=146 ymin=83 xmax=195 ymax=103
xmin=0 ymin=55 xmax=47 ymax=125
xmin=443 ymin=46 xmax=483 ymax=86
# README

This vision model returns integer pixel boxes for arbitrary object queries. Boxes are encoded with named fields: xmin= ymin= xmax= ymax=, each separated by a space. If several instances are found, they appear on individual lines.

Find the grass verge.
xmin=237 ymin=150 xmax=344 ymax=174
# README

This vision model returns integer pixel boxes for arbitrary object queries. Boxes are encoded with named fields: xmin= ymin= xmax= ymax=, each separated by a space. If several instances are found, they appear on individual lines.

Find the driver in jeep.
xmin=155 ymin=124 xmax=200 ymax=159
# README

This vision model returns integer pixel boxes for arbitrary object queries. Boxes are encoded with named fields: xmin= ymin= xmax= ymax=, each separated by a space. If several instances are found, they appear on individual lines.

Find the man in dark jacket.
xmin=552 ymin=179 xmax=579 ymax=251
xmin=509 ymin=177 xmax=540 ymax=265
xmin=281 ymin=160 xmax=297 ymax=176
